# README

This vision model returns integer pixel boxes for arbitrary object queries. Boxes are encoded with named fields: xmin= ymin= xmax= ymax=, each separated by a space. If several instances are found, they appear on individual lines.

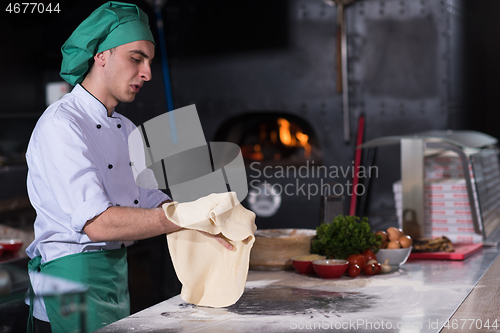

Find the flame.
xmin=296 ymin=132 xmax=311 ymax=158
xmin=278 ymin=118 xmax=294 ymax=146
xmin=277 ymin=118 xmax=311 ymax=158
xmin=243 ymin=118 xmax=312 ymax=161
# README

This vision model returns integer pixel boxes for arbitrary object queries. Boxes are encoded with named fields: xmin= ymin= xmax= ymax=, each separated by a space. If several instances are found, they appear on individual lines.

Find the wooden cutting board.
xmin=408 ymin=243 xmax=483 ymax=261
xmin=249 ymin=229 xmax=316 ymax=270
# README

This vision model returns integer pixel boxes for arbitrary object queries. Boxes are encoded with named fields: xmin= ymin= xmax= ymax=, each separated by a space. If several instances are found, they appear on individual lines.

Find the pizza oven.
xmin=213 ymin=112 xmax=338 ymax=230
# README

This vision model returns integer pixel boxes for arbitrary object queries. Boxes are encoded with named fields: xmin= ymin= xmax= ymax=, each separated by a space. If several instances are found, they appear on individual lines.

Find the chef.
xmin=25 ymin=2 xmax=232 ymax=333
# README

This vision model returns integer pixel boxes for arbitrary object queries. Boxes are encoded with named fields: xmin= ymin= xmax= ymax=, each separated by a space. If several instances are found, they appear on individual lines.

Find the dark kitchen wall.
xmin=463 ymin=0 xmax=500 ymax=141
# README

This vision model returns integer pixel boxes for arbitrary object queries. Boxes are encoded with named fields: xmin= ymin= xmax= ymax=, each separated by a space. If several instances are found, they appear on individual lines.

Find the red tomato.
xmin=361 ymin=249 xmax=377 ymax=262
xmin=373 ymin=263 xmax=381 ymax=274
xmin=348 ymin=264 xmax=361 ymax=277
xmin=364 ymin=263 xmax=377 ymax=275
xmin=347 ymin=254 xmax=366 ymax=271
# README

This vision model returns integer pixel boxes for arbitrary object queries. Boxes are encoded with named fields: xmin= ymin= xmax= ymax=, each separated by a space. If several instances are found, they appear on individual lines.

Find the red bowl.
xmin=0 ymin=239 xmax=23 ymax=252
xmin=312 ymin=259 xmax=349 ymax=279
xmin=291 ymin=255 xmax=326 ymax=274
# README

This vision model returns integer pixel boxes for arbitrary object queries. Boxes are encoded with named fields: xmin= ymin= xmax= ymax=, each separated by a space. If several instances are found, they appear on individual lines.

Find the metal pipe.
xmin=339 ymin=3 xmax=350 ymax=143
xmin=153 ymin=0 xmax=178 ymax=144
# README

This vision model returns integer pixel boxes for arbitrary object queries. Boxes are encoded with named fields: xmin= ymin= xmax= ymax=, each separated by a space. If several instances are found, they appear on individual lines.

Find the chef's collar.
xmin=73 ymin=84 xmax=117 ymax=118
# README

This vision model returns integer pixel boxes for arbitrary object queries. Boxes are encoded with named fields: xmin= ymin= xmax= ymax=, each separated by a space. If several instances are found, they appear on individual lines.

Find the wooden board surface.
xmin=443 ymin=253 xmax=500 ymax=332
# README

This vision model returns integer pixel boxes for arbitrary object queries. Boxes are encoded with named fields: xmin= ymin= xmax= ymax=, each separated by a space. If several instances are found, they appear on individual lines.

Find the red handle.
xmin=349 ymin=115 xmax=365 ymax=216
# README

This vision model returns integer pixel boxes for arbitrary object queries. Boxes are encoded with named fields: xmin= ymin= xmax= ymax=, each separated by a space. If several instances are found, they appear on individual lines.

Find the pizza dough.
xmin=163 ymin=192 xmax=257 ymax=307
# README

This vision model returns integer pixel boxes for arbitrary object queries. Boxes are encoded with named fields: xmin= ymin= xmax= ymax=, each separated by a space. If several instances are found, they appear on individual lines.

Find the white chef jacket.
xmin=25 ymin=84 xmax=170 ymax=321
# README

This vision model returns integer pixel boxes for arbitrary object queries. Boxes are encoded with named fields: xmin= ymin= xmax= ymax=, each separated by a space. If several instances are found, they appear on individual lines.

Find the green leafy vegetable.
xmin=310 ymin=215 xmax=382 ymax=259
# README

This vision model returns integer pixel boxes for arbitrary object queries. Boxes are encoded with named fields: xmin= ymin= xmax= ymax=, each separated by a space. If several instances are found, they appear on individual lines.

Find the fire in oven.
xmin=215 ymin=112 xmax=330 ymax=230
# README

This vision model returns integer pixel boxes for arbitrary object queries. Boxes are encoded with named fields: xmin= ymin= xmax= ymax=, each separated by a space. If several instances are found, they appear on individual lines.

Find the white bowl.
xmin=376 ymin=246 xmax=412 ymax=269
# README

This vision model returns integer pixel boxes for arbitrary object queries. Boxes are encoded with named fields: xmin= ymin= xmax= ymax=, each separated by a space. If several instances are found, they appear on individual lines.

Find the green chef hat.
xmin=60 ymin=1 xmax=155 ymax=85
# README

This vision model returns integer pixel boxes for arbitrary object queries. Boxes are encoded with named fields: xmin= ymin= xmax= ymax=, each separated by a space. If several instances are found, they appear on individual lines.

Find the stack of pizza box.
xmin=393 ymin=151 xmax=495 ymax=243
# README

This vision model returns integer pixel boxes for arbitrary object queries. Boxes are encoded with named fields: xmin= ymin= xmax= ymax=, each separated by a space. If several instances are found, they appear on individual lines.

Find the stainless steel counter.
xmin=96 ymin=243 xmax=500 ymax=333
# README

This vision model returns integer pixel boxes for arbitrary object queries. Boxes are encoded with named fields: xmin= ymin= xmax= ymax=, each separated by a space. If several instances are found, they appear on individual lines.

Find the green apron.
xmin=27 ymin=248 xmax=130 ymax=333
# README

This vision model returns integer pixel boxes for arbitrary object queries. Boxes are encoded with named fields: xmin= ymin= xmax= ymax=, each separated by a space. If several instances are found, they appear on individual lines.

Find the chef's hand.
xmin=199 ymin=231 xmax=234 ymax=250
